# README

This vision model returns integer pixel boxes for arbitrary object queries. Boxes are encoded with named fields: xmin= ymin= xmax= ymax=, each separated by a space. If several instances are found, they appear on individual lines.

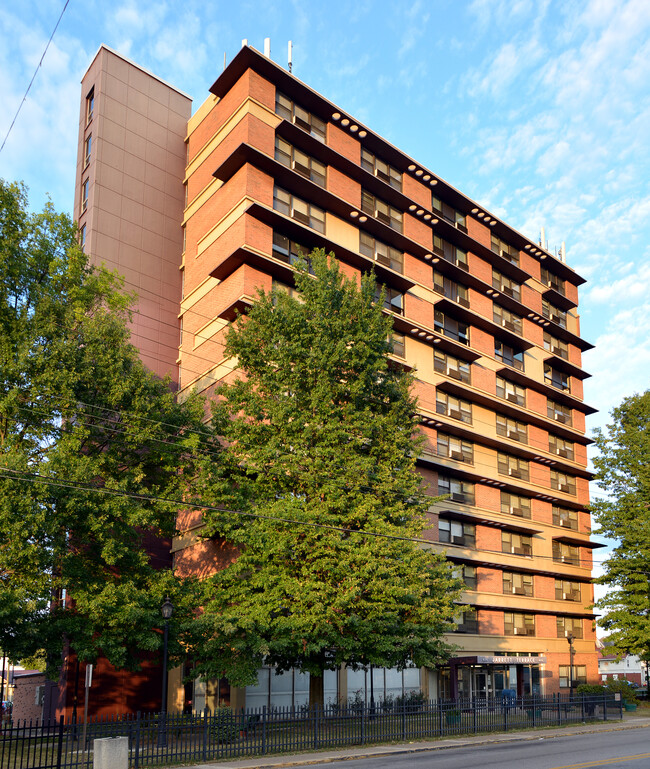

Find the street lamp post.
xmin=158 ymin=597 xmax=173 ymax=748
xmin=567 ymin=632 xmax=575 ymax=696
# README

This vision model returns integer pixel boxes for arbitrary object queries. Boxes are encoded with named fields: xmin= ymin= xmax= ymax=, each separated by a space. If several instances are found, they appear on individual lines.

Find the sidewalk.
xmin=178 ymin=712 xmax=650 ymax=769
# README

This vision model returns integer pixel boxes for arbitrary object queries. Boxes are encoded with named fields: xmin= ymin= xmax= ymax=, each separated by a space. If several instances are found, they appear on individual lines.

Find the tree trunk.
xmin=309 ymin=670 xmax=324 ymax=710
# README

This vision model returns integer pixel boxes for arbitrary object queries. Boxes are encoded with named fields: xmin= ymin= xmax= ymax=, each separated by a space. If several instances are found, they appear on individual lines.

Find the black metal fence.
xmin=0 ymin=694 xmax=623 ymax=769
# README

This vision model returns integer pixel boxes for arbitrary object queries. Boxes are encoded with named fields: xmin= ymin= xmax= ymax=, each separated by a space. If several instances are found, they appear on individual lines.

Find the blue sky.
xmin=1 ymin=0 xmax=648 ymax=579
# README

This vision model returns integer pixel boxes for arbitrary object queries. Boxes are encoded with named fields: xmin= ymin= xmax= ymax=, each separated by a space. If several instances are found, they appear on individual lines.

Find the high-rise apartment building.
xmin=75 ymin=44 xmax=600 ymax=713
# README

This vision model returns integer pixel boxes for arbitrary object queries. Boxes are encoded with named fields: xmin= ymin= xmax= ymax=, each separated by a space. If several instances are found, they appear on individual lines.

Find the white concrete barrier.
xmin=93 ymin=736 xmax=128 ymax=769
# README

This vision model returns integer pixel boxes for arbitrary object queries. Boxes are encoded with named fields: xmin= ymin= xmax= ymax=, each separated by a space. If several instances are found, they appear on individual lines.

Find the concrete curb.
xmin=176 ymin=716 xmax=650 ymax=769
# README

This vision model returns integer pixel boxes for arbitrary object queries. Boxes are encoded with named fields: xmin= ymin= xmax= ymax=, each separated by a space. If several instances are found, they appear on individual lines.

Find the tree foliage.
xmin=592 ymin=391 xmax=650 ymax=660
xmin=0 ymin=180 xmax=212 ymax=671
xmin=195 ymin=251 xmax=462 ymax=703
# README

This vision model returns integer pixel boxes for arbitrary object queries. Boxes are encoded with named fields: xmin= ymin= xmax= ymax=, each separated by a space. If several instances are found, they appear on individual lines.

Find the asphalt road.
xmin=311 ymin=727 xmax=650 ymax=769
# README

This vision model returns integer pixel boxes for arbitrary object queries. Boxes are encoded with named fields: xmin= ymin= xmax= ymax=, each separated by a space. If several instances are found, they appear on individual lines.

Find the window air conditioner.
xmin=451 ymin=450 xmax=465 ymax=461
xmin=514 ymin=587 xmax=525 ymax=595
xmin=563 ymin=593 xmax=568 ymax=600
xmin=507 ymin=393 xmax=519 ymax=403
xmin=449 ymin=369 xmax=462 ymax=381
xmin=450 ymin=409 xmax=462 ymax=420
xmin=559 ymin=483 xmax=570 ymax=493
xmin=451 ymin=493 xmax=466 ymax=503
xmin=503 ymin=286 xmax=514 ymax=297
xmin=503 ymin=319 xmax=515 ymax=331
xmin=508 ymin=468 xmax=521 ymax=478
xmin=292 ymin=159 xmax=311 ymax=177
xmin=508 ymin=430 xmax=520 ymax=440
xmin=376 ymin=209 xmax=391 ymax=225
xmin=513 ymin=627 xmax=521 ymax=635
xmin=559 ymin=519 xmax=567 ymax=527
xmin=511 ymin=507 xmax=523 ymax=517
xmin=555 ymin=413 xmax=567 ymax=423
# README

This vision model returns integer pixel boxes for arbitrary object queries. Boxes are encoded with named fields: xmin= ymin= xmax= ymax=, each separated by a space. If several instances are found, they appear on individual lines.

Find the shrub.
xmin=210 ymin=706 xmax=238 ymax=743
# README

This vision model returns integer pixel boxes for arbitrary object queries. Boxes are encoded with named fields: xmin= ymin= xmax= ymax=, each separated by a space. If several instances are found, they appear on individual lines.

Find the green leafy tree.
xmin=0 ymin=180 xmax=212 ymax=672
xmin=592 ymin=391 xmax=650 ymax=663
xmin=195 ymin=251 xmax=462 ymax=707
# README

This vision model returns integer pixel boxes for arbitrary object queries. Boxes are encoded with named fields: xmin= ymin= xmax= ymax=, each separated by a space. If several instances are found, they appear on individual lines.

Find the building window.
xmin=434 ymin=351 xmax=471 ymax=383
xmin=435 ymin=310 xmax=469 ymax=345
xmin=553 ymin=541 xmax=580 ymax=566
xmin=491 ymin=234 xmax=519 ymax=265
xmin=391 ymin=332 xmax=405 ymax=358
xmin=548 ymin=399 xmax=572 ymax=426
xmin=361 ymin=190 xmax=403 ymax=232
xmin=275 ymin=92 xmax=326 ymax=141
xmin=275 ymin=137 xmax=326 ymax=187
xmin=553 ymin=505 xmax=578 ymax=530
xmin=80 ymin=224 xmax=86 ymax=251
xmin=492 ymin=269 xmax=521 ymax=302
xmin=496 ymin=414 xmax=527 ymax=443
xmin=436 ymin=391 xmax=472 ymax=424
xmin=549 ymin=435 xmax=575 ymax=460
xmin=544 ymin=331 xmax=569 ymax=360
xmin=495 ymin=340 xmax=524 ymax=371
xmin=272 ymin=278 xmax=303 ymax=303
xmin=493 ymin=304 xmax=522 ymax=335
xmin=84 ymin=134 xmax=92 ymax=167
xmin=497 ymin=452 xmax=529 ymax=481
xmin=453 ymin=606 xmax=479 ymax=633
xmin=361 ymin=148 xmax=402 ymax=190
xmin=438 ymin=433 xmax=473 ymax=464
xmin=433 ymin=234 xmax=468 ymax=271
xmin=500 ymin=491 xmax=531 ymax=519
xmin=541 ymin=266 xmax=566 ymax=297
xmin=433 ymin=271 xmax=470 ymax=307
xmin=432 ymin=196 xmax=466 ymax=232
xmin=360 ymin=232 xmax=403 ymax=273
xmin=544 ymin=363 xmax=570 ymax=392
xmin=502 ymin=531 xmax=532 ymax=557
xmin=439 ymin=519 xmax=475 ymax=547
xmin=86 ymin=87 xmax=94 ymax=125
xmin=81 ymin=178 xmax=89 ymax=212
xmin=273 ymin=187 xmax=325 ymax=233
xmin=496 ymin=376 xmax=525 ymax=407
xmin=503 ymin=572 xmax=533 ymax=597
xmin=559 ymin=665 xmax=586 ymax=688
xmin=458 ymin=564 xmax=477 ymax=589
xmin=557 ymin=616 xmax=583 ymax=639
xmin=551 ymin=470 xmax=576 ymax=495
xmin=504 ymin=612 xmax=535 ymax=636
xmin=556 ymin=580 xmax=581 ymax=602
xmin=374 ymin=284 xmax=404 ymax=315
xmin=542 ymin=299 xmax=567 ymax=328
xmin=272 ymin=233 xmax=314 ymax=270
xmin=438 ymin=474 xmax=475 ymax=505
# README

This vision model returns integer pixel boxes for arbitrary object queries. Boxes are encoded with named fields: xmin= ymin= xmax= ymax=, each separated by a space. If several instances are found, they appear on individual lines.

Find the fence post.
xmin=360 ymin=704 xmax=365 ymax=745
xmin=473 ymin=697 xmax=477 ymax=734
xmin=604 ymin=696 xmax=608 ymax=721
xmin=262 ymin=706 xmax=267 ymax=755
xmin=402 ymin=702 xmax=406 ymax=742
xmin=202 ymin=707 xmax=208 ymax=762
xmin=133 ymin=712 xmax=141 ymax=769
xmin=55 ymin=715 xmax=65 ymax=769
xmin=313 ymin=704 xmax=320 ymax=750
xmin=557 ymin=698 xmax=561 ymax=726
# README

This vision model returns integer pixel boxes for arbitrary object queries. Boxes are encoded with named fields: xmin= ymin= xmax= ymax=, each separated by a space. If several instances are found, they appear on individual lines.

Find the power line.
xmin=0 ymin=467 xmax=609 ymax=563
xmin=0 ymin=0 xmax=71 ymax=157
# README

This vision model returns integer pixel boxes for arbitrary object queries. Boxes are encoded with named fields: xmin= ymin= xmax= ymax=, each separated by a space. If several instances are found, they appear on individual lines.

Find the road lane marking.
xmin=551 ymin=754 xmax=650 ymax=769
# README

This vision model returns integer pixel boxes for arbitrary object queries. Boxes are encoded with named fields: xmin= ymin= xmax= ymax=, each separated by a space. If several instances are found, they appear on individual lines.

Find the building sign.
xmin=451 ymin=656 xmax=546 ymax=666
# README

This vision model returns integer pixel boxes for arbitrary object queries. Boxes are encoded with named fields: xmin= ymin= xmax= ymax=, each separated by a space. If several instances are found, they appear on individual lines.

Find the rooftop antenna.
xmin=540 ymin=226 xmax=547 ymax=251
xmin=264 ymin=38 xmax=271 ymax=58
xmin=560 ymin=241 xmax=566 ymax=263
xmin=288 ymin=40 xmax=293 ymax=73
xmin=223 ymin=52 xmax=227 ymax=71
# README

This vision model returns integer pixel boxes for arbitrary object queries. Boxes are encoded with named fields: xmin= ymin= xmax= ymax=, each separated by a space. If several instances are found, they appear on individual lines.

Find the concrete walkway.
xmin=177 ymin=712 xmax=650 ymax=769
